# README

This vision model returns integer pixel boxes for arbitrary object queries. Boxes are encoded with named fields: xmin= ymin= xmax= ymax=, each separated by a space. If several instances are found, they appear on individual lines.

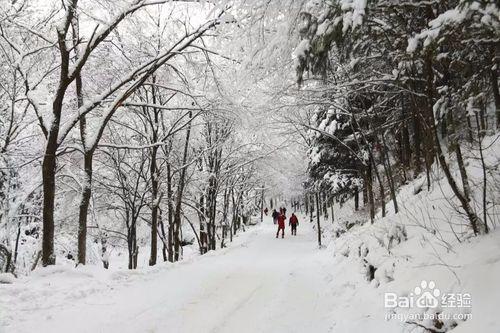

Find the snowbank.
xmin=320 ymin=134 xmax=500 ymax=332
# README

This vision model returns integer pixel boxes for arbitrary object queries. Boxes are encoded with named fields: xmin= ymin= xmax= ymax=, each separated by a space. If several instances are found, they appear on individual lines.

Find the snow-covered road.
xmin=2 ymin=217 xmax=337 ymax=333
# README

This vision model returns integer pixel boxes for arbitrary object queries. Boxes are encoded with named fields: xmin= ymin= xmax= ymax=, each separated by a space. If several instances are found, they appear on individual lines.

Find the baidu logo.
xmin=384 ymin=280 xmax=472 ymax=308
xmin=414 ymin=280 xmax=440 ymax=308
xmin=384 ymin=280 xmax=471 ymax=309
xmin=385 ymin=280 xmax=440 ymax=309
xmin=384 ymin=280 xmax=472 ymax=322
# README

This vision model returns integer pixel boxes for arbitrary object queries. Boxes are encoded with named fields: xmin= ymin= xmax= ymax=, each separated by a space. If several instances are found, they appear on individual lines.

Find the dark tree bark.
xmin=362 ymin=182 xmax=368 ymax=207
xmin=41 ymin=0 xmax=77 ymax=267
xmin=454 ymin=142 xmax=471 ymax=202
xmin=199 ymin=194 xmax=208 ymax=254
xmin=366 ymin=166 xmax=375 ymax=223
xmin=475 ymin=112 xmax=490 ymax=234
xmin=173 ymin=112 xmax=192 ymax=261
xmin=322 ymin=192 xmax=328 ymax=218
xmin=354 ymin=187 xmax=359 ymax=211
xmin=41 ymin=108 xmax=62 ymax=266
xmin=166 ymin=161 xmax=174 ymax=262
xmin=0 ymin=244 xmax=12 ymax=273
xmin=401 ymin=101 xmax=412 ymax=180
xmin=315 ymin=192 xmax=322 ymax=247
xmin=148 ymin=82 xmax=160 ymax=266
xmin=309 ymin=194 xmax=314 ymax=223
xmin=149 ymin=144 xmax=159 ymax=266
xmin=373 ymin=157 xmax=385 ymax=218
xmin=158 ymin=208 xmax=167 ymax=261
xmin=260 ymin=185 xmax=265 ymax=223
xmin=490 ymin=64 xmax=500 ymax=129
xmin=424 ymin=53 xmax=482 ymax=235
xmin=77 ymin=151 xmax=93 ymax=265
xmin=330 ymin=196 xmax=335 ymax=223
xmin=410 ymin=101 xmax=423 ymax=177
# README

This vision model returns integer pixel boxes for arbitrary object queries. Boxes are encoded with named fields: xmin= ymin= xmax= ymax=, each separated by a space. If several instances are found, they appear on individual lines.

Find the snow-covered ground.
xmin=1 ymin=217 xmax=338 ymax=333
xmin=2 ymin=208 xmax=500 ymax=333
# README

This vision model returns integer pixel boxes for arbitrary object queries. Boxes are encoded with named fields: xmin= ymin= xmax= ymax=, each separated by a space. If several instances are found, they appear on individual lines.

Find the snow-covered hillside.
xmin=318 ymin=134 xmax=500 ymax=332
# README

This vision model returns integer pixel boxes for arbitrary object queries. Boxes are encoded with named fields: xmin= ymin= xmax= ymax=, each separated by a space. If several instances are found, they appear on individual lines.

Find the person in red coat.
xmin=276 ymin=213 xmax=286 ymax=238
xmin=289 ymin=213 xmax=299 ymax=236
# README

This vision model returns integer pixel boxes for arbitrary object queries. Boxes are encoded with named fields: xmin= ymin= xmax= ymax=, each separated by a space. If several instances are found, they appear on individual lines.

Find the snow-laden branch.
xmin=293 ymin=121 xmax=366 ymax=166
xmin=57 ymin=16 xmax=223 ymax=149
xmin=122 ymin=102 xmax=205 ymax=111
xmin=97 ymin=142 xmax=171 ymax=150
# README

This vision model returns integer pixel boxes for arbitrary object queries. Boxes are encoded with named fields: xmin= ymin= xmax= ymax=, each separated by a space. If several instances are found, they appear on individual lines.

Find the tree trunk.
xmin=354 ymin=187 xmax=359 ymax=211
xmin=490 ymin=64 xmax=500 ymax=129
xmin=199 ymin=194 xmax=208 ymax=254
xmin=373 ymin=158 xmax=385 ymax=218
xmin=148 ymin=83 xmax=160 ymax=266
xmin=13 ymin=221 xmax=21 ymax=266
xmin=148 ymin=123 xmax=159 ymax=264
xmin=366 ymin=167 xmax=375 ymax=223
xmin=41 ymin=7 xmax=74 ymax=267
xmin=309 ymin=194 xmax=314 ymax=223
xmin=42 ymin=90 xmax=68 ymax=267
xmin=158 ymin=208 xmax=167 ymax=262
xmin=77 ymin=151 xmax=93 ymax=265
xmin=454 ymin=142 xmax=471 ymax=202
xmin=424 ymin=53 xmax=482 ymax=235
xmin=260 ymin=185 xmax=264 ymax=223
xmin=75 ymin=50 xmax=91 ymax=265
xmin=315 ymin=192 xmax=322 ymax=247
xmin=41 ymin=140 xmax=58 ymax=266
xmin=330 ymin=197 xmax=334 ymax=223
xmin=166 ymin=162 xmax=174 ymax=262
xmin=381 ymin=134 xmax=398 ymax=214
xmin=173 ymin=112 xmax=192 ymax=261
xmin=149 ymin=145 xmax=159 ymax=266
xmin=411 ymin=100 xmax=423 ymax=176
xmin=362 ymin=182 xmax=368 ymax=207
xmin=401 ymin=100 xmax=411 ymax=180
xmin=322 ymin=192 xmax=328 ymax=218
xmin=475 ymin=112 xmax=489 ymax=233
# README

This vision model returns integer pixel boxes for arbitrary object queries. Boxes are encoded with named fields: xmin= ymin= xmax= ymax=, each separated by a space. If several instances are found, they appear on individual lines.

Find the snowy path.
xmin=3 ymin=218 xmax=337 ymax=333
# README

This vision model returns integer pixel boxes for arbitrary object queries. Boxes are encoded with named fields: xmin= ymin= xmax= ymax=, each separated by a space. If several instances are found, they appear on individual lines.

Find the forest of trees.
xmin=0 ymin=0 xmax=498 ymax=275
xmin=289 ymin=0 xmax=499 ymax=241
xmin=1 ymin=2 xmax=499 ymax=333
xmin=0 ymin=0 xmax=274 ymax=273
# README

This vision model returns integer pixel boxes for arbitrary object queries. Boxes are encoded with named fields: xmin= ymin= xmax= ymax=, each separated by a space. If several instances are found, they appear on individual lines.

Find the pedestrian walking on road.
xmin=289 ymin=213 xmax=299 ymax=236
xmin=276 ymin=213 xmax=286 ymax=238
xmin=272 ymin=209 xmax=279 ymax=224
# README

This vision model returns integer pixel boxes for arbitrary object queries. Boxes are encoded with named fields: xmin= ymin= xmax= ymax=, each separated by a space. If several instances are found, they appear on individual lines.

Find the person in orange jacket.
xmin=276 ymin=213 xmax=286 ymax=238
xmin=289 ymin=213 xmax=299 ymax=236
